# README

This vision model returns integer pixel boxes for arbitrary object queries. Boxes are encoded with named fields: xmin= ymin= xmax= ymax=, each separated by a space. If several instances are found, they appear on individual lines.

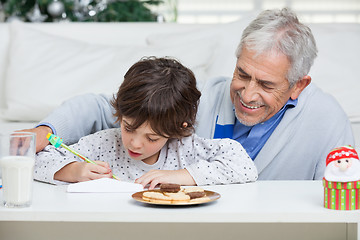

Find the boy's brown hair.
xmin=111 ymin=57 xmax=201 ymax=139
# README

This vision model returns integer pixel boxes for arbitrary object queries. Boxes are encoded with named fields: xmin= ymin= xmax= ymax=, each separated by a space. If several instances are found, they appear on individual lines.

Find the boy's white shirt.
xmin=35 ymin=128 xmax=258 ymax=185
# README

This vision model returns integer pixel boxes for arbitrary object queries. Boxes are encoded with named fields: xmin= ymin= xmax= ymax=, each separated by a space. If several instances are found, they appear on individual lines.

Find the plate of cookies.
xmin=132 ymin=183 xmax=221 ymax=205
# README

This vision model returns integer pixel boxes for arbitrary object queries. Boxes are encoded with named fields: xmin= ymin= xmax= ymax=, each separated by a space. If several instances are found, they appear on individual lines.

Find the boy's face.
xmin=121 ymin=117 xmax=168 ymax=165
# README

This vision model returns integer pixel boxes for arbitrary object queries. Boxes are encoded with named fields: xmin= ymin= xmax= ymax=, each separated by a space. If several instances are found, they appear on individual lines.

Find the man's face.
xmin=230 ymin=48 xmax=300 ymax=126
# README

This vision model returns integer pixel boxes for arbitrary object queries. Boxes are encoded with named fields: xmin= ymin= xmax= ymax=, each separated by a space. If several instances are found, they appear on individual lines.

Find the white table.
xmin=0 ymin=180 xmax=359 ymax=240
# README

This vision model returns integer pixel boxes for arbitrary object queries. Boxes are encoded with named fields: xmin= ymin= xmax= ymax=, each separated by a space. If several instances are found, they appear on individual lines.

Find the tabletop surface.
xmin=0 ymin=180 xmax=359 ymax=223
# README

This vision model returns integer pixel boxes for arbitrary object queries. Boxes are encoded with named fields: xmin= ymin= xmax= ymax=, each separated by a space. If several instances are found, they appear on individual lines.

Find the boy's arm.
xmin=35 ymin=145 xmax=79 ymax=185
xmin=136 ymin=135 xmax=258 ymax=188
xmin=54 ymin=161 xmax=112 ymax=183
xmin=186 ymin=135 xmax=258 ymax=185
xmin=34 ymin=131 xmax=112 ymax=184
xmin=135 ymin=169 xmax=195 ymax=189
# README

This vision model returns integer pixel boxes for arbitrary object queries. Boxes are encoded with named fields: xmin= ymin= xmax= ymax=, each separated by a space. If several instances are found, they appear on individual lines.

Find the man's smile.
xmin=237 ymin=91 xmax=264 ymax=110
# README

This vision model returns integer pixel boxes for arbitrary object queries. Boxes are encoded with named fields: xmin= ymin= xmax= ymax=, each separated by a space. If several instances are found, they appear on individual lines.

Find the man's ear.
xmin=290 ymin=75 xmax=311 ymax=100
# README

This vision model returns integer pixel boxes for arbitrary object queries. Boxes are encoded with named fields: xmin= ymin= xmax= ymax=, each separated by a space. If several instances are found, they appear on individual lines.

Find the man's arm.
xmin=15 ymin=126 xmax=53 ymax=153
xmin=22 ymin=93 xmax=118 ymax=152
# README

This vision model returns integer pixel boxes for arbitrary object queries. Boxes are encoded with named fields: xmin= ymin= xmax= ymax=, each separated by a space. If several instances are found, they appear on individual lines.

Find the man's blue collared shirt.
xmin=214 ymin=98 xmax=297 ymax=160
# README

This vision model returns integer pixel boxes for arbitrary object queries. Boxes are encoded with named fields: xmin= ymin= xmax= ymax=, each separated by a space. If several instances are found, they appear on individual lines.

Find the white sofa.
xmin=0 ymin=17 xmax=359 ymax=149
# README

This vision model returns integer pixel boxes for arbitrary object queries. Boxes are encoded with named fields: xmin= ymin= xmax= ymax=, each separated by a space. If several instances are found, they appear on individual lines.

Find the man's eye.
xmin=238 ymin=74 xmax=250 ymax=80
xmin=261 ymin=83 xmax=274 ymax=90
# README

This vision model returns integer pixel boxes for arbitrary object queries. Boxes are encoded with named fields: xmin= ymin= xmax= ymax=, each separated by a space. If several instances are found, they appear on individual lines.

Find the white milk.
xmin=0 ymin=156 xmax=35 ymax=207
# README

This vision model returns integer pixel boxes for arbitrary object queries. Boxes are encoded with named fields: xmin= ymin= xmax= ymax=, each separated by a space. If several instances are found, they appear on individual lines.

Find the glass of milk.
xmin=0 ymin=132 xmax=36 ymax=208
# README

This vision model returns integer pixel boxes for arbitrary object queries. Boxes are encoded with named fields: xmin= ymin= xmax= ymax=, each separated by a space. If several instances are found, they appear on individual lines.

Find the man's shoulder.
xmin=199 ymin=76 xmax=232 ymax=106
xmin=288 ymin=83 xmax=351 ymax=134
xmin=200 ymin=76 xmax=230 ymax=91
xmin=299 ymin=83 xmax=346 ymax=117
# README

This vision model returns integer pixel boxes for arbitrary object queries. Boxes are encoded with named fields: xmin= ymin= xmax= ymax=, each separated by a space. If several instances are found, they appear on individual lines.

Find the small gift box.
xmin=323 ymin=178 xmax=360 ymax=210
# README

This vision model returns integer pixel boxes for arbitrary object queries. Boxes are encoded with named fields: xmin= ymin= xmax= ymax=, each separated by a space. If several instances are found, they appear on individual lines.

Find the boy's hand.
xmin=54 ymin=161 xmax=113 ymax=183
xmin=135 ymin=169 xmax=196 ymax=190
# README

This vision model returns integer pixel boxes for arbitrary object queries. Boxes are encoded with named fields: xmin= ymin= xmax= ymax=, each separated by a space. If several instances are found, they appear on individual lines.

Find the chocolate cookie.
xmin=186 ymin=191 xmax=206 ymax=199
xmin=160 ymin=183 xmax=181 ymax=193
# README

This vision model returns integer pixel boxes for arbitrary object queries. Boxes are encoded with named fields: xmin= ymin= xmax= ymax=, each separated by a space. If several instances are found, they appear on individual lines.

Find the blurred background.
xmin=0 ymin=0 xmax=359 ymax=24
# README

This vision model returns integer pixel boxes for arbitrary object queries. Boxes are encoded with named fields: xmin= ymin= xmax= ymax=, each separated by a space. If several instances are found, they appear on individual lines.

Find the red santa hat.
xmin=326 ymin=145 xmax=359 ymax=166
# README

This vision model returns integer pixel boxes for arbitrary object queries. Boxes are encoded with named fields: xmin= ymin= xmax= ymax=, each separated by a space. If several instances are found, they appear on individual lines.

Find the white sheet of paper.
xmin=67 ymin=178 xmax=143 ymax=193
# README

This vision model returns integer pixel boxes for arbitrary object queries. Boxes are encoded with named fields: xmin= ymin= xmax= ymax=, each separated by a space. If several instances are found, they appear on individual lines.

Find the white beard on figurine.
xmin=324 ymin=145 xmax=360 ymax=182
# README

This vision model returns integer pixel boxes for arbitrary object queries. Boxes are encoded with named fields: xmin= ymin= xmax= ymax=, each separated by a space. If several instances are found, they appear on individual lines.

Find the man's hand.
xmin=135 ymin=169 xmax=196 ymax=190
xmin=54 ymin=161 xmax=113 ymax=183
xmin=15 ymin=126 xmax=53 ymax=153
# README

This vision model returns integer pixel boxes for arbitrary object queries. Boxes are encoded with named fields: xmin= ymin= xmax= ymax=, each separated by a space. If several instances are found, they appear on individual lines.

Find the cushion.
xmin=1 ymin=21 xmax=218 ymax=121
xmin=0 ymin=26 xmax=10 ymax=110
xmin=309 ymin=23 xmax=360 ymax=122
xmin=146 ymin=12 xmax=257 ymax=80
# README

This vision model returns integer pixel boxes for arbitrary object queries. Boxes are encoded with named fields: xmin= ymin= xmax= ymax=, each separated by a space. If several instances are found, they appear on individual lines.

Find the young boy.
xmin=34 ymin=57 xmax=257 ymax=188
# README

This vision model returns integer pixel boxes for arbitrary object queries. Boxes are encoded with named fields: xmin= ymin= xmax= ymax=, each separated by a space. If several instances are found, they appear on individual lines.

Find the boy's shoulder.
xmin=168 ymin=133 xmax=242 ymax=148
xmin=80 ymin=128 xmax=121 ymax=141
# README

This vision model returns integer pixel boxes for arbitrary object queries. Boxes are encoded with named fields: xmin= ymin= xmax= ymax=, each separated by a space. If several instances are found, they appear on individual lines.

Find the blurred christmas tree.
xmin=0 ymin=0 xmax=164 ymax=22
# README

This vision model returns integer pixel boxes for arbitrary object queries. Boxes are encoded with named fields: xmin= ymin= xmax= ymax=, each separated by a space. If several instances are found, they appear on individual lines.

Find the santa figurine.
xmin=324 ymin=145 xmax=360 ymax=182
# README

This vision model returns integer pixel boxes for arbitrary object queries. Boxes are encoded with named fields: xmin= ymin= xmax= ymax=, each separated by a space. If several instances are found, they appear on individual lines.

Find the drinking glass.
xmin=0 ymin=132 xmax=36 ymax=208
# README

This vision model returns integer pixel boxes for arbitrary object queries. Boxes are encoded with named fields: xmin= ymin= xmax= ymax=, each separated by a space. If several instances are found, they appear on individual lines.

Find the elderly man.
xmin=26 ymin=8 xmax=354 ymax=180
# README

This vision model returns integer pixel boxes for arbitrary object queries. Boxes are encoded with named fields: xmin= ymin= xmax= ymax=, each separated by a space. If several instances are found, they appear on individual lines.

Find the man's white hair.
xmin=236 ymin=8 xmax=318 ymax=87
